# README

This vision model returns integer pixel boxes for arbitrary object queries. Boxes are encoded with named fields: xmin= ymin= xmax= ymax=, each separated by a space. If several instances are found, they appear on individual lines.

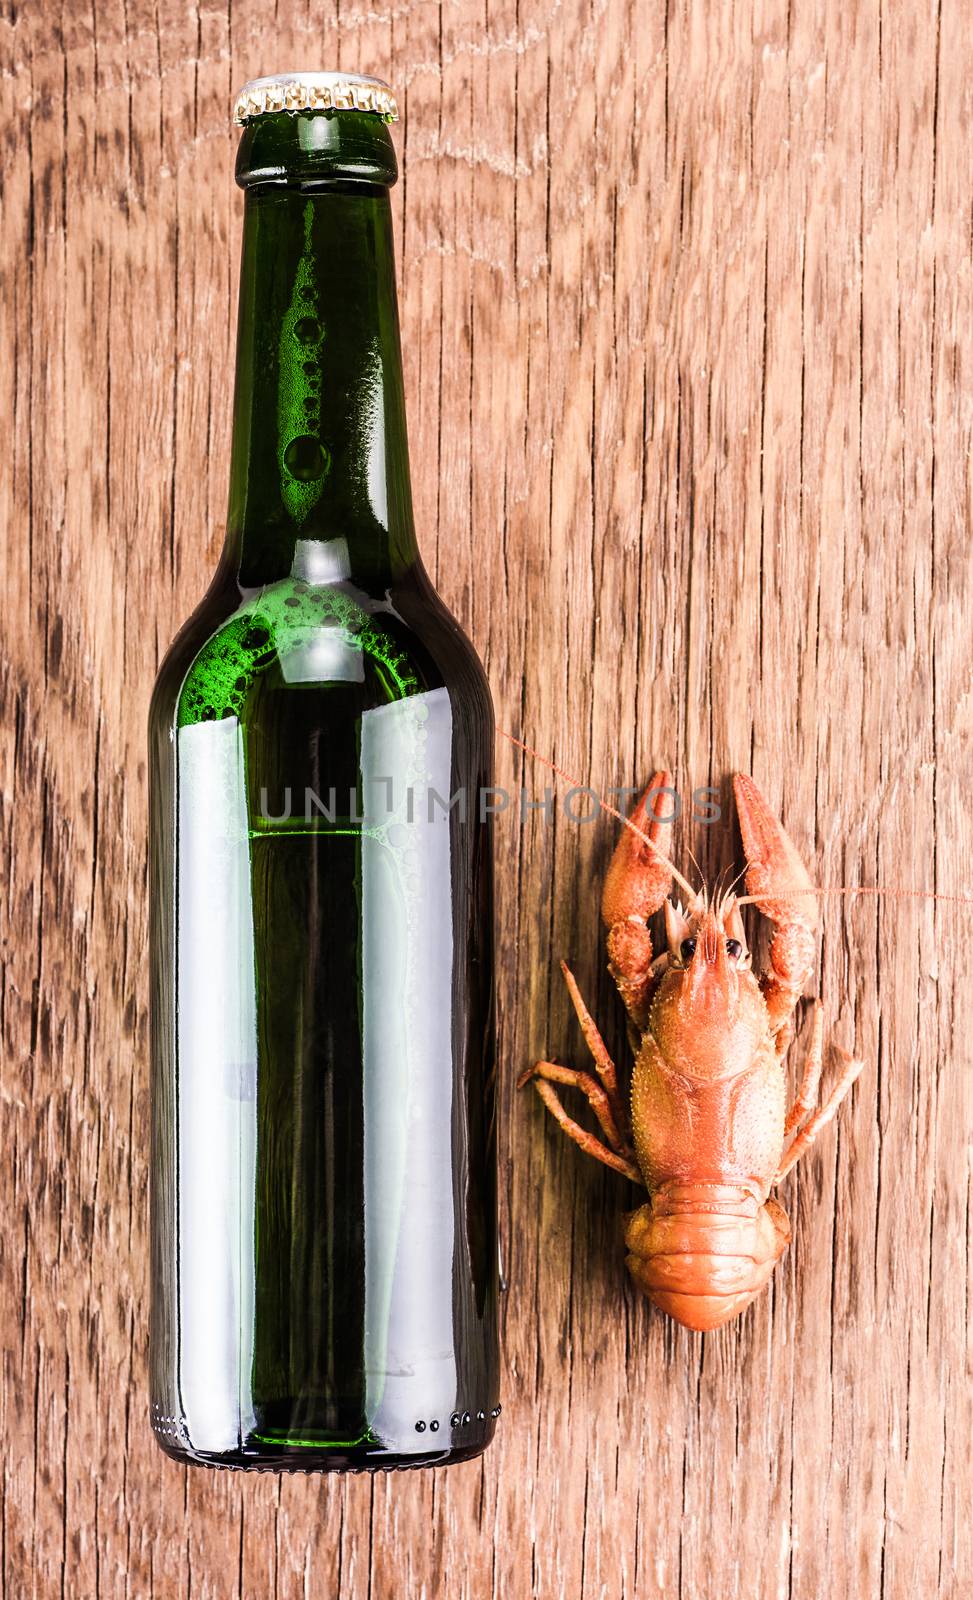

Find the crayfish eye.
xmin=726 ymin=938 xmax=743 ymax=960
xmin=679 ymin=937 xmax=697 ymax=963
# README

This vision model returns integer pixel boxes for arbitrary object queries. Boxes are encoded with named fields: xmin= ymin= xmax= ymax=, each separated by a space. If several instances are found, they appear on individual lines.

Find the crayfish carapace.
xmin=519 ymin=772 xmax=864 ymax=1332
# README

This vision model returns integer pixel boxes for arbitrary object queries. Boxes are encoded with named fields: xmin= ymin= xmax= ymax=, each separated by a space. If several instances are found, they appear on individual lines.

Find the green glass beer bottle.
xmin=149 ymin=73 xmax=499 ymax=1471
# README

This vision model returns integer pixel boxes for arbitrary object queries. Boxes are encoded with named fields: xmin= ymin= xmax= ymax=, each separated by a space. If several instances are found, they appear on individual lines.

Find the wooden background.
xmin=2 ymin=0 xmax=971 ymax=1595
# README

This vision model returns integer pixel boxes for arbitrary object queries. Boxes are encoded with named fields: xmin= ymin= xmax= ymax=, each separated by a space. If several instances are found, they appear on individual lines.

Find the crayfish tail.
xmin=623 ymin=1186 xmax=791 ymax=1332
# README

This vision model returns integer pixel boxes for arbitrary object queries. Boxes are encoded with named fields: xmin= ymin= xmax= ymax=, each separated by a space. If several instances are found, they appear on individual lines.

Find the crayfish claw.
xmin=733 ymin=774 xmax=819 ymax=1037
xmin=600 ymin=773 xmax=676 ymax=1030
xmin=601 ymin=772 xmax=675 ymax=929
xmin=733 ymin=775 xmax=818 ymax=932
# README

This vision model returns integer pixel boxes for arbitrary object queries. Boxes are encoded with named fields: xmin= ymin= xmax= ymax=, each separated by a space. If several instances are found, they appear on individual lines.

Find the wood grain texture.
xmin=2 ymin=0 xmax=971 ymax=1594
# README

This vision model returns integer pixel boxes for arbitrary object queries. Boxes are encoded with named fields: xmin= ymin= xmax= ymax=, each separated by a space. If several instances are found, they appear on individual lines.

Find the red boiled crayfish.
xmin=519 ymin=771 xmax=864 ymax=1332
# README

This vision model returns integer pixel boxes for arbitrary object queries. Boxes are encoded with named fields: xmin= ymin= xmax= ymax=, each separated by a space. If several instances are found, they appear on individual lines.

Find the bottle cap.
xmin=233 ymin=72 xmax=398 ymax=127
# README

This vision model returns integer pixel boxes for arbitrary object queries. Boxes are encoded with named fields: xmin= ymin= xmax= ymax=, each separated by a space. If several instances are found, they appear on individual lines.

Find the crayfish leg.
xmin=776 ymin=1047 xmax=864 ymax=1182
xmin=519 ymin=1058 xmax=626 ymax=1152
xmin=783 ymin=998 xmax=825 ymax=1136
xmin=558 ymin=959 xmax=626 ymax=1128
xmin=528 ymin=1078 xmax=642 ymax=1184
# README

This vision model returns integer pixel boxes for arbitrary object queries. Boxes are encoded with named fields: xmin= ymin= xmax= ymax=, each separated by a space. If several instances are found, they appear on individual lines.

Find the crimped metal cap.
xmin=233 ymin=72 xmax=398 ymax=126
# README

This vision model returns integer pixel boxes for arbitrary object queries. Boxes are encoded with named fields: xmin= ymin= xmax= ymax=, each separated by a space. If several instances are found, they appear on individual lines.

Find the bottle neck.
xmin=224 ymin=182 xmax=418 ymax=589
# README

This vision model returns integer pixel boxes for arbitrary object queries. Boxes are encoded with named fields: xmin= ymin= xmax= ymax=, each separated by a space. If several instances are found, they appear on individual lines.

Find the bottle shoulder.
xmin=149 ymin=573 xmax=242 ymax=728
xmin=389 ymin=564 xmax=494 ymax=711
xmin=149 ymin=566 xmax=492 ymax=738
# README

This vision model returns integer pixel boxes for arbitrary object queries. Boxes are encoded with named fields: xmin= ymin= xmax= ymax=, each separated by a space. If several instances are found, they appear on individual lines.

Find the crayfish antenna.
xmin=498 ymin=730 xmax=696 ymax=900
xmin=499 ymin=733 xmax=973 ymax=916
